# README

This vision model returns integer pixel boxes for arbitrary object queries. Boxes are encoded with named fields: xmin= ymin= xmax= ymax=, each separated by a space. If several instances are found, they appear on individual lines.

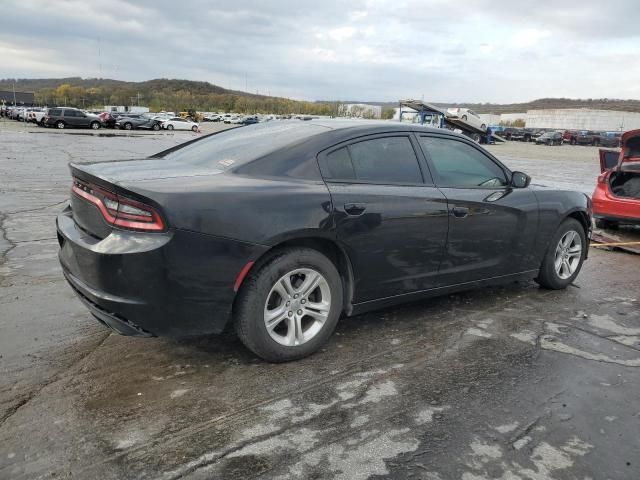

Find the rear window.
xmin=160 ymin=122 xmax=329 ymax=169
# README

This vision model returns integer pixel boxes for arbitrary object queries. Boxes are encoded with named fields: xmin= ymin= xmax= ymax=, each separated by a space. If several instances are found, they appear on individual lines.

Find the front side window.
xmin=419 ymin=136 xmax=507 ymax=188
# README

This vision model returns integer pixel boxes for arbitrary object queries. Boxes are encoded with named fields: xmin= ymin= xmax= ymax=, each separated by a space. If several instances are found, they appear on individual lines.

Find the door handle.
xmin=452 ymin=206 xmax=469 ymax=218
xmin=344 ymin=203 xmax=367 ymax=216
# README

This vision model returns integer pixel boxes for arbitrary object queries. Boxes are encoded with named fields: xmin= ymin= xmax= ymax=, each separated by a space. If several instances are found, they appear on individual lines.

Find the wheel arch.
xmin=236 ymin=236 xmax=355 ymax=317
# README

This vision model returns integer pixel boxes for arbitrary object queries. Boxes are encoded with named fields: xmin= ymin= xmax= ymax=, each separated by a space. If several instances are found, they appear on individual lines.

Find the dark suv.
xmin=44 ymin=108 xmax=102 ymax=130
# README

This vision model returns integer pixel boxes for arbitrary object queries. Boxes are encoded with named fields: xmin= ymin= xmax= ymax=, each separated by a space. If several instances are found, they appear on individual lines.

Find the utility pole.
xmin=12 ymin=82 xmax=16 ymax=106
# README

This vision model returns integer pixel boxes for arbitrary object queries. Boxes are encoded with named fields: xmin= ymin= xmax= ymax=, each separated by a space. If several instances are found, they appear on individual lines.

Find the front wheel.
xmin=536 ymin=218 xmax=586 ymax=289
xmin=234 ymin=248 xmax=343 ymax=362
xmin=124 ymin=122 xmax=133 ymax=130
xmin=152 ymin=123 xmax=160 ymax=131
xmin=90 ymin=121 xmax=100 ymax=130
xmin=191 ymin=125 xmax=198 ymax=132
xmin=166 ymin=124 xmax=174 ymax=130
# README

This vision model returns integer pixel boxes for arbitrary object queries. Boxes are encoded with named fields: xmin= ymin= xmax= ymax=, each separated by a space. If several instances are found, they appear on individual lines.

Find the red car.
xmin=592 ymin=129 xmax=640 ymax=228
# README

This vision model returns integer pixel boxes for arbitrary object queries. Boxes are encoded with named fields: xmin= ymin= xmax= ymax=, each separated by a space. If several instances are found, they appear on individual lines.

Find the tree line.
xmin=1 ymin=78 xmax=342 ymax=115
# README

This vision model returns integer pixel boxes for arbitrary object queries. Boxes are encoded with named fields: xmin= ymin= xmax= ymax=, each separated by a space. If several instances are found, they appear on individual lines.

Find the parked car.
xmin=500 ymin=127 xmax=519 ymax=140
xmin=565 ymin=130 xmax=600 ymax=146
xmin=98 ymin=112 xmax=119 ymax=129
xmin=115 ymin=114 xmax=163 ymax=131
xmin=28 ymin=109 xmax=46 ymax=125
xmin=599 ymin=132 xmax=622 ymax=148
xmin=592 ymin=129 xmax=640 ymax=229
xmin=162 ymin=117 xmax=199 ymax=131
xmin=446 ymin=108 xmax=486 ymax=131
xmin=57 ymin=121 xmax=591 ymax=362
xmin=510 ymin=128 xmax=534 ymax=142
xmin=241 ymin=116 xmax=259 ymax=125
xmin=43 ymin=108 xmax=102 ymax=129
xmin=535 ymin=131 xmax=563 ymax=145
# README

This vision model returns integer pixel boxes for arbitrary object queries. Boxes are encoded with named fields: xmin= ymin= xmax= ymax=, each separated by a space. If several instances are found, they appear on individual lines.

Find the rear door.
xmin=599 ymin=149 xmax=620 ymax=172
xmin=318 ymin=134 xmax=449 ymax=302
xmin=417 ymin=134 xmax=539 ymax=283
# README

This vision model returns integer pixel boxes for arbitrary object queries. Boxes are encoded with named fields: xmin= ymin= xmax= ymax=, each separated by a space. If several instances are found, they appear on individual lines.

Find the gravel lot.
xmin=1 ymin=120 xmax=639 ymax=480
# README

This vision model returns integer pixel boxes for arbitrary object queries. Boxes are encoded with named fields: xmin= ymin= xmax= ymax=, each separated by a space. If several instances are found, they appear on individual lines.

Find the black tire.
xmin=535 ymin=218 xmax=586 ymax=290
xmin=124 ymin=122 xmax=133 ymax=130
xmin=152 ymin=123 xmax=160 ymax=131
xmin=56 ymin=121 xmax=65 ymax=129
xmin=462 ymin=115 xmax=468 ymax=121
xmin=166 ymin=124 xmax=174 ymax=130
xmin=234 ymin=247 xmax=343 ymax=362
xmin=595 ymin=218 xmax=619 ymax=230
xmin=90 ymin=121 xmax=100 ymax=130
xmin=191 ymin=125 xmax=198 ymax=132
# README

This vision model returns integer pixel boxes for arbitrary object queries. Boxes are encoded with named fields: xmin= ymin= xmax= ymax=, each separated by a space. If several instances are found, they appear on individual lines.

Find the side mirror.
xmin=511 ymin=171 xmax=531 ymax=188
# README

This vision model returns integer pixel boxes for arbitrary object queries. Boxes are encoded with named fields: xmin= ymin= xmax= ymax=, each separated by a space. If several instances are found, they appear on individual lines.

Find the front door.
xmin=417 ymin=134 xmax=539 ymax=284
xmin=318 ymin=134 xmax=449 ymax=302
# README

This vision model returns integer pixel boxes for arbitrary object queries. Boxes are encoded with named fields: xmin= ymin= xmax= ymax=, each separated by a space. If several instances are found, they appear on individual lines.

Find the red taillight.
xmin=71 ymin=177 xmax=165 ymax=232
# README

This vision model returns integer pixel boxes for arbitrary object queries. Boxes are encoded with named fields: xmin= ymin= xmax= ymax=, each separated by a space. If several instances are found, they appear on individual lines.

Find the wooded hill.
xmin=0 ymin=77 xmax=340 ymax=115
xmin=3 ymin=77 xmax=640 ymax=114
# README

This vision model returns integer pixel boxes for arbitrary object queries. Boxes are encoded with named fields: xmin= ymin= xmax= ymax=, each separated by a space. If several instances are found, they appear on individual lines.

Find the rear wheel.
xmin=462 ymin=115 xmax=468 ymax=121
xmin=56 ymin=121 xmax=65 ymax=129
xmin=536 ymin=218 xmax=586 ymax=289
xmin=124 ymin=122 xmax=133 ymax=130
xmin=234 ymin=248 xmax=343 ymax=362
xmin=166 ymin=124 xmax=174 ymax=130
xmin=191 ymin=125 xmax=198 ymax=132
xmin=595 ymin=218 xmax=619 ymax=230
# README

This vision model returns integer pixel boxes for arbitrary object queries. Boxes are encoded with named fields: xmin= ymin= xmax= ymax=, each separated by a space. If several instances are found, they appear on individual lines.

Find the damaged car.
xmin=592 ymin=129 xmax=640 ymax=229
xmin=57 ymin=121 xmax=592 ymax=362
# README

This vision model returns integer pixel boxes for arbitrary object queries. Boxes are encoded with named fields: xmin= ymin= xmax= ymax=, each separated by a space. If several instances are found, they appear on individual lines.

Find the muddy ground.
xmin=1 ymin=120 xmax=639 ymax=479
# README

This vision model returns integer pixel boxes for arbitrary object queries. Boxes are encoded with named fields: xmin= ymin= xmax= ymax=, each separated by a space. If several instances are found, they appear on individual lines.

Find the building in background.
xmin=339 ymin=103 xmax=382 ymax=119
xmin=0 ymin=90 xmax=35 ymax=106
xmin=104 ymin=105 xmax=150 ymax=114
xmin=524 ymin=109 xmax=640 ymax=131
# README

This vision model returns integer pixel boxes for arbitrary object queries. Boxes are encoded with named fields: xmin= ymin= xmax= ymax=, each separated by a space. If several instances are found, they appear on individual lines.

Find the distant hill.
xmin=3 ymin=77 xmax=640 ymax=114
xmin=334 ymin=98 xmax=640 ymax=114
xmin=0 ymin=77 xmax=340 ymax=115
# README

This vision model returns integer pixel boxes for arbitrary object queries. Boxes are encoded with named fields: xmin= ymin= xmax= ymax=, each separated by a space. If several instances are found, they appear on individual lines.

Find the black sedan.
xmin=57 ymin=121 xmax=591 ymax=362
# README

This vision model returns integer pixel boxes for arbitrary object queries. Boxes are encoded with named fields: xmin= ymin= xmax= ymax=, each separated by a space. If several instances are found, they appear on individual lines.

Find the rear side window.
xmin=63 ymin=110 xmax=77 ymax=117
xmin=49 ymin=109 xmax=61 ymax=116
xmin=326 ymin=147 xmax=356 ymax=179
xmin=419 ymin=136 xmax=507 ymax=188
xmin=323 ymin=136 xmax=423 ymax=184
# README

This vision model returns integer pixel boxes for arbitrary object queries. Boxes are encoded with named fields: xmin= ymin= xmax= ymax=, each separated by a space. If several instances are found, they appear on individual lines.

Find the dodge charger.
xmin=57 ymin=121 xmax=591 ymax=362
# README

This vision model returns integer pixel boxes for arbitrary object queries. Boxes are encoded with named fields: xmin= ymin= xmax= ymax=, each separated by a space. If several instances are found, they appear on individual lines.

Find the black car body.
xmin=115 ymin=114 xmax=163 ymax=131
xmin=57 ymin=121 xmax=591 ymax=359
xmin=44 ymin=108 xmax=103 ymax=129
xmin=509 ymin=128 xmax=533 ymax=142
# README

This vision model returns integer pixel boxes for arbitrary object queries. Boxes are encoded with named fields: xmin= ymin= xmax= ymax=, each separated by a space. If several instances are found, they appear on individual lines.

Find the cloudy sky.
xmin=2 ymin=0 xmax=639 ymax=102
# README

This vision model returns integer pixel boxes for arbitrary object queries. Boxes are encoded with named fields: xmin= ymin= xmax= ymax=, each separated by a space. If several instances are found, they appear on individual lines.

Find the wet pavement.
xmin=1 ymin=121 xmax=639 ymax=479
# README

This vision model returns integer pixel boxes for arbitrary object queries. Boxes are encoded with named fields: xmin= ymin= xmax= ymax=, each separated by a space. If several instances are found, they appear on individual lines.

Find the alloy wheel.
xmin=554 ymin=230 xmax=582 ymax=279
xmin=263 ymin=268 xmax=331 ymax=346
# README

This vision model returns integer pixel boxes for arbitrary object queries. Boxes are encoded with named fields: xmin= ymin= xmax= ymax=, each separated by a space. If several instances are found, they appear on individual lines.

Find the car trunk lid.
xmin=68 ymin=158 xmax=222 ymax=239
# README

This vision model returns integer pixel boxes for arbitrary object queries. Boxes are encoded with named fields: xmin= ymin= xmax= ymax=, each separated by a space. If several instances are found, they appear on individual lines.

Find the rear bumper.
xmin=57 ymin=207 xmax=266 ymax=337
